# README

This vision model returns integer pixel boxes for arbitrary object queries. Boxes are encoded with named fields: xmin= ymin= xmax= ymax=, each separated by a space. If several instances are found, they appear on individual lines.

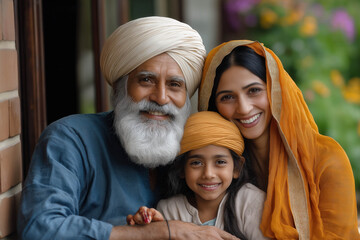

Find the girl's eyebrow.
xmin=187 ymin=154 xmax=230 ymax=159
xmin=187 ymin=154 xmax=203 ymax=159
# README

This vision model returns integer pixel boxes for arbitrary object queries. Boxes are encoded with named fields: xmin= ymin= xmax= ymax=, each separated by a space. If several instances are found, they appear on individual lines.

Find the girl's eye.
xmin=189 ymin=160 xmax=203 ymax=167
xmin=216 ymin=159 xmax=227 ymax=165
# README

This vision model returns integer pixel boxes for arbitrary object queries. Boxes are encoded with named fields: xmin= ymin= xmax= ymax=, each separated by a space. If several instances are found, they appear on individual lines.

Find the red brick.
xmin=0 ymin=191 xmax=21 ymax=238
xmin=9 ymin=97 xmax=20 ymax=137
xmin=0 ymin=100 xmax=9 ymax=141
xmin=0 ymin=49 xmax=18 ymax=92
xmin=1 ymin=0 xmax=15 ymax=41
xmin=0 ymin=143 xmax=22 ymax=193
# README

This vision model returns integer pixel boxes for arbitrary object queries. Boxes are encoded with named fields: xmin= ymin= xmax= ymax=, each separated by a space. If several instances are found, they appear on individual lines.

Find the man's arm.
xmin=110 ymin=220 xmax=240 ymax=240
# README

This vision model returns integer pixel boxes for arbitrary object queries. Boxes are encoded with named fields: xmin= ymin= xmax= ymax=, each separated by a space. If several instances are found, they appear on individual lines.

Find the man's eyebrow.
xmin=135 ymin=71 xmax=158 ymax=78
xmin=168 ymin=76 xmax=185 ymax=83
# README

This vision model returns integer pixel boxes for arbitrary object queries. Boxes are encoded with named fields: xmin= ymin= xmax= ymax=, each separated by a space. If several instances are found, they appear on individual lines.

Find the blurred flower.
xmin=331 ymin=9 xmax=355 ymax=42
xmin=280 ymin=9 xmax=303 ymax=26
xmin=225 ymin=0 xmax=260 ymax=30
xmin=245 ymin=14 xmax=258 ymax=27
xmin=304 ymin=89 xmax=315 ymax=102
xmin=300 ymin=55 xmax=314 ymax=69
xmin=342 ymin=77 xmax=360 ymax=104
xmin=330 ymin=70 xmax=345 ymax=88
xmin=260 ymin=8 xmax=278 ymax=28
xmin=300 ymin=16 xmax=318 ymax=37
xmin=312 ymin=80 xmax=330 ymax=97
xmin=311 ymin=3 xmax=324 ymax=19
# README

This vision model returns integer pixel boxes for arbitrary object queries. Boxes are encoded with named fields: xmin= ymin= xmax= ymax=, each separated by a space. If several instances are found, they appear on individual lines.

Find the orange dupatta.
xmin=198 ymin=40 xmax=360 ymax=240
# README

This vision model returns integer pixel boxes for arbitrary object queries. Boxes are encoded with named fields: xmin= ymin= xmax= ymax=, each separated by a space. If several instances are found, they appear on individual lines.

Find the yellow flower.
xmin=260 ymin=9 xmax=278 ymax=29
xmin=281 ymin=9 xmax=304 ymax=26
xmin=342 ymin=77 xmax=360 ymax=104
xmin=300 ymin=16 xmax=317 ymax=37
xmin=312 ymin=80 xmax=330 ymax=97
xmin=330 ymin=70 xmax=345 ymax=88
xmin=300 ymin=55 xmax=314 ymax=69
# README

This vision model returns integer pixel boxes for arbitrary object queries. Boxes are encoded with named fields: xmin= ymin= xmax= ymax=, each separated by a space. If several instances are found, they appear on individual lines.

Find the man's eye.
xmin=170 ymin=82 xmax=181 ymax=87
xmin=140 ymin=77 xmax=151 ymax=82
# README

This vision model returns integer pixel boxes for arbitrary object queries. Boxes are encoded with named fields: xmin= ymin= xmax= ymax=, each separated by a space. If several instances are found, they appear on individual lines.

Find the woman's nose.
xmin=236 ymin=97 xmax=252 ymax=114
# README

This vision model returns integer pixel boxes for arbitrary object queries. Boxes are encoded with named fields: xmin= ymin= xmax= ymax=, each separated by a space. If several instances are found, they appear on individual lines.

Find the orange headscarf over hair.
xmin=199 ymin=40 xmax=360 ymax=239
xmin=179 ymin=111 xmax=244 ymax=158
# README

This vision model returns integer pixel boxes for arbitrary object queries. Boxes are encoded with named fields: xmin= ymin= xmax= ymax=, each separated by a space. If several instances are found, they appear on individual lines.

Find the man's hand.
xmin=110 ymin=220 xmax=240 ymax=240
xmin=126 ymin=206 xmax=164 ymax=225
xmin=170 ymin=221 xmax=241 ymax=240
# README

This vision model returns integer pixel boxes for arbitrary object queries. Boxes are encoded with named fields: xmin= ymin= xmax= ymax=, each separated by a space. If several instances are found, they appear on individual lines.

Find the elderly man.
xmin=17 ymin=17 xmax=238 ymax=240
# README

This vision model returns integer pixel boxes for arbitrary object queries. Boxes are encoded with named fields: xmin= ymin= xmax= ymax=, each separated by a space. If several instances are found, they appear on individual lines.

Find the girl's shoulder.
xmin=235 ymin=183 xmax=266 ymax=209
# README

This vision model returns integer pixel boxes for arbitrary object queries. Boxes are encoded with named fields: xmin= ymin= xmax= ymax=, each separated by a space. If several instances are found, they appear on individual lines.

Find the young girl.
xmin=127 ymin=111 xmax=269 ymax=240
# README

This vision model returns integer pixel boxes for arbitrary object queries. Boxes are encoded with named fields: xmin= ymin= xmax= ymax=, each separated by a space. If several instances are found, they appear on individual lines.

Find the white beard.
xmin=112 ymin=79 xmax=191 ymax=168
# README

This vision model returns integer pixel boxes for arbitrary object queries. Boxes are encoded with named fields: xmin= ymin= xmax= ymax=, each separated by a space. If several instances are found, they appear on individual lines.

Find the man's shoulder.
xmin=50 ymin=111 xmax=112 ymax=128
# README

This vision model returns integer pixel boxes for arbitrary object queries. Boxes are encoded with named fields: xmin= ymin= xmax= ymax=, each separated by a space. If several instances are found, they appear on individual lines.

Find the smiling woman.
xmin=199 ymin=40 xmax=360 ymax=239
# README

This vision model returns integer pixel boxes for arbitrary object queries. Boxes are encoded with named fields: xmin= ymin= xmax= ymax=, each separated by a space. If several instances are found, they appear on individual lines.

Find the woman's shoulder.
xmin=315 ymin=134 xmax=352 ymax=171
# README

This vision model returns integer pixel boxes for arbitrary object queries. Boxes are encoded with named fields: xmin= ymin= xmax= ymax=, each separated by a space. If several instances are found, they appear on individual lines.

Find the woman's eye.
xmin=249 ymin=87 xmax=262 ymax=94
xmin=218 ymin=94 xmax=234 ymax=102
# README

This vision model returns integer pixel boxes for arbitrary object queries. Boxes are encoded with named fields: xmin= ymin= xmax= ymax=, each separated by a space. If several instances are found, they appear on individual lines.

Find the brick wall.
xmin=0 ymin=0 xmax=22 ymax=239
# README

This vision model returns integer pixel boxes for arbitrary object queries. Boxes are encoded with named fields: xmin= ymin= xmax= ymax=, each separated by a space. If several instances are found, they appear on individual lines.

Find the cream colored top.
xmin=157 ymin=183 xmax=269 ymax=240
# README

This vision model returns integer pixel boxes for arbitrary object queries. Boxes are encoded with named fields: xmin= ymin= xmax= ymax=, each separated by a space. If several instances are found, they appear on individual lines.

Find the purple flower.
xmin=331 ymin=9 xmax=356 ymax=41
xmin=225 ymin=0 xmax=260 ymax=30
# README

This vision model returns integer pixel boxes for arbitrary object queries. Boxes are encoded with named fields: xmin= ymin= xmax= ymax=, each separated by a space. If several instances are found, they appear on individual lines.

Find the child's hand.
xmin=126 ymin=206 xmax=164 ymax=225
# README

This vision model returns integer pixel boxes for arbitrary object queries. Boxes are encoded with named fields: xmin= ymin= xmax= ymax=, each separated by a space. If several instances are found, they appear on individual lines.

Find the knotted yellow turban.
xmin=100 ymin=16 xmax=206 ymax=97
xmin=179 ymin=111 xmax=244 ymax=157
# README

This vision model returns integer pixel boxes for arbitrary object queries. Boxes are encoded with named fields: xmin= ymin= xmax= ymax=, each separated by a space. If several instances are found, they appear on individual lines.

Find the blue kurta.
xmin=17 ymin=111 xmax=162 ymax=239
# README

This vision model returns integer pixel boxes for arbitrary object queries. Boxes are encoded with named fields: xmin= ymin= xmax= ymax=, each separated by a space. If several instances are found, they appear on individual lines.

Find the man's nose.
xmin=149 ymin=83 xmax=170 ymax=106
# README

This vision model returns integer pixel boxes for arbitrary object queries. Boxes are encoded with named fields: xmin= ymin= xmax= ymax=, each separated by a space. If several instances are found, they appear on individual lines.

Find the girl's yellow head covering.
xmin=179 ymin=111 xmax=244 ymax=157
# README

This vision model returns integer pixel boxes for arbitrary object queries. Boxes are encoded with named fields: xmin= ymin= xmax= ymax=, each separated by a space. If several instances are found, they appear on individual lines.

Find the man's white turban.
xmin=100 ymin=16 xmax=206 ymax=97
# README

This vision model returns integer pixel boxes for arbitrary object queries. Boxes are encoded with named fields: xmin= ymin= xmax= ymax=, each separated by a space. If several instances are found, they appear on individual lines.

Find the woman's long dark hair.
xmin=165 ymin=150 xmax=249 ymax=240
xmin=207 ymin=45 xmax=267 ymax=188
